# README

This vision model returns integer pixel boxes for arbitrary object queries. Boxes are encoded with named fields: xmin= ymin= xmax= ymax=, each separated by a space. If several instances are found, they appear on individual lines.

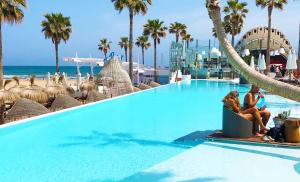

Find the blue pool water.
xmin=0 ymin=80 xmax=299 ymax=182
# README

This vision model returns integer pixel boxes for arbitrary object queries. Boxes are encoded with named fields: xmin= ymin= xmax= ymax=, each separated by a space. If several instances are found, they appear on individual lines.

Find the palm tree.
xmin=169 ymin=22 xmax=187 ymax=43
xmin=206 ymin=0 xmax=300 ymax=102
xmin=143 ymin=19 xmax=167 ymax=82
xmin=256 ymin=0 xmax=287 ymax=74
xmin=0 ymin=0 xmax=27 ymax=89
xmin=183 ymin=34 xmax=194 ymax=48
xmin=212 ymin=19 xmax=232 ymax=38
xmin=98 ymin=38 xmax=111 ymax=61
xmin=119 ymin=37 xmax=129 ymax=62
xmin=41 ymin=13 xmax=72 ymax=73
xmin=135 ymin=36 xmax=151 ymax=65
xmin=223 ymin=0 xmax=248 ymax=46
xmin=111 ymin=0 xmax=152 ymax=81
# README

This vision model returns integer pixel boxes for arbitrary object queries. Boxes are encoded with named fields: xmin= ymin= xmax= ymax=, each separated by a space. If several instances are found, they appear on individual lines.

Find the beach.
xmin=4 ymin=78 xmax=77 ymax=90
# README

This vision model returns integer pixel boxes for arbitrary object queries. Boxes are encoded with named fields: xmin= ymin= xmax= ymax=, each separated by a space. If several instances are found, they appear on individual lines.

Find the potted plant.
xmin=273 ymin=110 xmax=291 ymax=127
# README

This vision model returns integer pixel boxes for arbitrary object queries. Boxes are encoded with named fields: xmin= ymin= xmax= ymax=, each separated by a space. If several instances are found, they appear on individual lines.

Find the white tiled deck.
xmin=123 ymin=142 xmax=300 ymax=182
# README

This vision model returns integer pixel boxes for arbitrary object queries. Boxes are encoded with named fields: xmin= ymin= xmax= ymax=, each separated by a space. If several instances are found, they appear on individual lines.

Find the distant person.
xmin=243 ymin=85 xmax=270 ymax=133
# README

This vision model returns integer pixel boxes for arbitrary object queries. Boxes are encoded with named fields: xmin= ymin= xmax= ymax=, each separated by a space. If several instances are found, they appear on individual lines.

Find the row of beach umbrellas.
xmin=249 ymin=50 xmax=298 ymax=71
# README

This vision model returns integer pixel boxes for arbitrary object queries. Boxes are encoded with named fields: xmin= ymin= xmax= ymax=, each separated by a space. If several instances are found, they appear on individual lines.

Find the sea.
xmin=3 ymin=66 xmax=169 ymax=84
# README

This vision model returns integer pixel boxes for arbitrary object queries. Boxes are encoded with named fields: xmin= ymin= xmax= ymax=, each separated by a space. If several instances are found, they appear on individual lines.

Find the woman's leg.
xmin=241 ymin=108 xmax=268 ymax=131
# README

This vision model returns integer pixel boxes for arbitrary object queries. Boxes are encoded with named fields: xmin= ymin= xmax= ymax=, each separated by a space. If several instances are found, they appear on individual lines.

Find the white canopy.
xmin=250 ymin=56 xmax=255 ymax=70
xmin=286 ymin=50 xmax=297 ymax=70
xmin=258 ymin=54 xmax=266 ymax=71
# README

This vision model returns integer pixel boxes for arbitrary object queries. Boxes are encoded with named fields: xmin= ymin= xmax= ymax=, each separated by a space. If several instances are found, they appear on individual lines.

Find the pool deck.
xmin=123 ymin=141 xmax=300 ymax=182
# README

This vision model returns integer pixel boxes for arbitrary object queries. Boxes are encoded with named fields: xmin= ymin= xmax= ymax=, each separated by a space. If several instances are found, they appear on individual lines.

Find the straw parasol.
xmin=8 ymin=76 xmax=26 ymax=95
xmin=5 ymin=98 xmax=49 ymax=123
xmin=138 ymin=83 xmax=151 ymax=90
xmin=1 ymin=80 xmax=20 ymax=103
xmin=19 ymin=76 xmax=49 ymax=104
xmin=96 ymin=57 xmax=133 ymax=96
xmin=80 ymin=82 xmax=96 ymax=92
xmin=43 ymin=85 xmax=68 ymax=97
xmin=85 ymin=90 xmax=108 ymax=103
xmin=133 ymin=86 xmax=141 ymax=92
xmin=50 ymin=95 xmax=81 ymax=111
xmin=149 ymin=81 xmax=161 ymax=88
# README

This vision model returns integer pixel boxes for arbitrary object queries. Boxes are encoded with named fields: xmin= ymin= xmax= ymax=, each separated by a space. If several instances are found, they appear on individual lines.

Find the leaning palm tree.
xmin=111 ymin=0 xmax=152 ymax=81
xmin=143 ymin=19 xmax=167 ymax=82
xmin=135 ymin=36 xmax=151 ymax=65
xmin=223 ymin=0 xmax=248 ymax=46
xmin=206 ymin=0 xmax=300 ymax=102
xmin=41 ymin=13 xmax=72 ymax=73
xmin=183 ymin=34 xmax=194 ymax=48
xmin=169 ymin=22 xmax=187 ymax=43
xmin=212 ymin=19 xmax=232 ymax=38
xmin=98 ymin=38 xmax=111 ymax=61
xmin=119 ymin=37 xmax=129 ymax=62
xmin=0 ymin=0 xmax=27 ymax=89
xmin=256 ymin=0 xmax=288 ymax=74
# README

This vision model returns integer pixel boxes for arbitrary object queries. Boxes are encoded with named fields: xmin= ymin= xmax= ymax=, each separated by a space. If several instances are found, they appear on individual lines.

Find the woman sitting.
xmin=223 ymin=91 xmax=269 ymax=133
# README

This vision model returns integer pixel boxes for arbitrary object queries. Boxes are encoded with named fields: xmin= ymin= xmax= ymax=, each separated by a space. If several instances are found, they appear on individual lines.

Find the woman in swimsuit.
xmin=223 ymin=91 xmax=269 ymax=132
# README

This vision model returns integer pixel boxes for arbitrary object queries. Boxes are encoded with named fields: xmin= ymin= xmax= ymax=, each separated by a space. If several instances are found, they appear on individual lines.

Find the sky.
xmin=3 ymin=0 xmax=300 ymax=66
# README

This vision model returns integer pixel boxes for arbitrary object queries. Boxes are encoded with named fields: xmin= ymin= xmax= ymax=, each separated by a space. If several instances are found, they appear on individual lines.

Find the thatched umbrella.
xmin=85 ymin=90 xmax=108 ymax=103
xmin=0 ymin=80 xmax=20 ymax=102
xmin=80 ymin=82 xmax=96 ymax=92
xmin=149 ymin=81 xmax=161 ymax=88
xmin=8 ymin=76 xmax=26 ymax=95
xmin=19 ymin=76 xmax=48 ymax=104
xmin=43 ymin=85 xmax=68 ymax=97
xmin=50 ymin=95 xmax=81 ymax=112
xmin=138 ymin=83 xmax=151 ymax=90
xmin=133 ymin=86 xmax=141 ymax=92
xmin=5 ymin=98 xmax=49 ymax=123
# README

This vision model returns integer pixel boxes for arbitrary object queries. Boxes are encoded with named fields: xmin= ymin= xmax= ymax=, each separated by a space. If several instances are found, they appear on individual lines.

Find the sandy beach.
xmin=4 ymin=78 xmax=78 ymax=90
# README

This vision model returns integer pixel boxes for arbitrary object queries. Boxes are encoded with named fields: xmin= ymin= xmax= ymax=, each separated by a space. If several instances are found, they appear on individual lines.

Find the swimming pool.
xmin=0 ymin=80 xmax=299 ymax=182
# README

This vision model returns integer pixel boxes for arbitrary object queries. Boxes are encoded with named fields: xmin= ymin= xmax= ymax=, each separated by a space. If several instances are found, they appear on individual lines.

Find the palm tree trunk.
xmin=129 ymin=10 xmax=134 ymax=81
xmin=55 ymin=42 xmax=59 ymax=73
xmin=266 ymin=7 xmax=273 ymax=75
xmin=104 ymin=52 xmax=107 ymax=61
xmin=231 ymin=23 xmax=235 ymax=46
xmin=125 ymin=48 xmax=128 ymax=62
xmin=142 ymin=47 xmax=145 ymax=65
xmin=297 ymin=23 xmax=300 ymax=73
xmin=176 ymin=34 xmax=179 ymax=43
xmin=154 ymin=39 xmax=157 ymax=82
xmin=0 ymin=23 xmax=3 ymax=90
xmin=207 ymin=1 xmax=300 ymax=102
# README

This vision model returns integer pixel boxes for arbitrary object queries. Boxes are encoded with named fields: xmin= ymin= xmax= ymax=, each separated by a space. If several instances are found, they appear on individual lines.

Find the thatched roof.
xmin=85 ymin=90 xmax=108 ymax=103
xmin=149 ymin=81 xmax=161 ymax=88
xmin=20 ymin=86 xmax=49 ymax=104
xmin=133 ymin=86 xmax=141 ymax=92
xmin=80 ymin=82 xmax=95 ymax=92
xmin=8 ymin=85 xmax=26 ymax=95
xmin=50 ymin=95 xmax=81 ymax=111
xmin=43 ymin=85 xmax=68 ymax=97
xmin=5 ymin=98 xmax=50 ymax=123
xmin=0 ymin=90 xmax=20 ymax=103
xmin=138 ymin=83 xmax=151 ymax=90
xmin=96 ymin=57 xmax=133 ymax=96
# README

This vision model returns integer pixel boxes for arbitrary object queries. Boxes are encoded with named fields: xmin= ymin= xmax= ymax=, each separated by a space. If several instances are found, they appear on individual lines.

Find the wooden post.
xmin=0 ymin=101 xmax=5 ymax=124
